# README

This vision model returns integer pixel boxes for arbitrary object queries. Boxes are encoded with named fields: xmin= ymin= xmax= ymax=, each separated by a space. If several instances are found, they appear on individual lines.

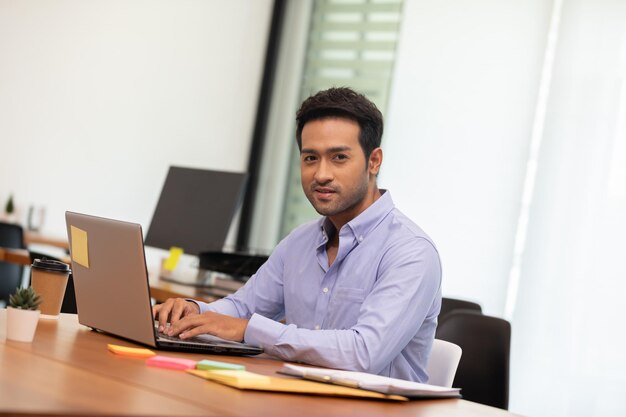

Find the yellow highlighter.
xmin=163 ymin=247 xmax=184 ymax=271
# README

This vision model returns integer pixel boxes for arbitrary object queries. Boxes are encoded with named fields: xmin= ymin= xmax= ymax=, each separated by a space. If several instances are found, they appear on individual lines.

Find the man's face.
xmin=300 ymin=117 xmax=377 ymax=223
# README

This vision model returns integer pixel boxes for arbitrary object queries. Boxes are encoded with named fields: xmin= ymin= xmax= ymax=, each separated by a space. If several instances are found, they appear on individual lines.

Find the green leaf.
xmin=9 ymin=287 xmax=42 ymax=311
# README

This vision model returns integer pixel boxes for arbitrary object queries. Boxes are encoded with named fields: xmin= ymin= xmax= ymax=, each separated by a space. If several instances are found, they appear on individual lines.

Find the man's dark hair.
xmin=295 ymin=87 xmax=384 ymax=158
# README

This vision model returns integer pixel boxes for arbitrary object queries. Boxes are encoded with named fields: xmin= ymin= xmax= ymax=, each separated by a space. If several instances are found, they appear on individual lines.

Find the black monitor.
xmin=144 ymin=166 xmax=247 ymax=256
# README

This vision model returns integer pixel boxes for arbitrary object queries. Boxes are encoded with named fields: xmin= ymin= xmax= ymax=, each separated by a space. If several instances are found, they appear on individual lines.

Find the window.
xmin=279 ymin=0 xmax=405 ymax=237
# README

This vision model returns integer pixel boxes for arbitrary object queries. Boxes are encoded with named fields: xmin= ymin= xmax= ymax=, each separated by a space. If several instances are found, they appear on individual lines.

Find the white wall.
xmin=0 ymin=0 xmax=272 ymax=243
xmin=380 ymin=0 xmax=553 ymax=315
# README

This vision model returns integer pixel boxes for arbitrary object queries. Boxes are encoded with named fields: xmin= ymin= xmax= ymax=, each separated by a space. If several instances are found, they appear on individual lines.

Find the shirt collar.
xmin=318 ymin=189 xmax=394 ymax=244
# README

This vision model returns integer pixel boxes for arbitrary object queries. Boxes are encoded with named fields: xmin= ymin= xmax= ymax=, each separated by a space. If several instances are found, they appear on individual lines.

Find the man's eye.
xmin=334 ymin=154 xmax=348 ymax=161
xmin=303 ymin=155 xmax=317 ymax=162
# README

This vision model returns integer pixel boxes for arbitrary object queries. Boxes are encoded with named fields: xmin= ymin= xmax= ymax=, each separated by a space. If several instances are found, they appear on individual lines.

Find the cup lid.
xmin=32 ymin=257 xmax=71 ymax=273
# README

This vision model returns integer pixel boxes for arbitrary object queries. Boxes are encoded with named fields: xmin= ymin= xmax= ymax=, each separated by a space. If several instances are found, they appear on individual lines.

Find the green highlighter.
xmin=196 ymin=359 xmax=246 ymax=371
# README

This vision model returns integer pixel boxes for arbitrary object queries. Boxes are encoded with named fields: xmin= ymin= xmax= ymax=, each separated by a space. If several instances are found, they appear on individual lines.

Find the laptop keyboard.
xmin=156 ymin=327 xmax=209 ymax=344
xmin=155 ymin=326 xmax=252 ymax=348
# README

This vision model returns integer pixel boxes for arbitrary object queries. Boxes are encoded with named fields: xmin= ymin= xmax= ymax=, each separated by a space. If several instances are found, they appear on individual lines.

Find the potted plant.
xmin=5 ymin=194 xmax=13 ymax=213
xmin=4 ymin=194 xmax=15 ymax=222
xmin=6 ymin=287 xmax=42 ymax=342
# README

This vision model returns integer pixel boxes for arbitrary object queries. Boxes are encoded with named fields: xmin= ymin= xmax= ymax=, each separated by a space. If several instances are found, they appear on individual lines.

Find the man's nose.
xmin=314 ymin=159 xmax=333 ymax=184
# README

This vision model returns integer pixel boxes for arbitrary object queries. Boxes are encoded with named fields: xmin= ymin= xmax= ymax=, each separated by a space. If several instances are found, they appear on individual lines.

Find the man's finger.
xmin=179 ymin=323 xmax=215 ymax=340
xmin=167 ymin=313 xmax=212 ymax=336
xmin=171 ymin=299 xmax=191 ymax=325
xmin=156 ymin=300 xmax=173 ymax=332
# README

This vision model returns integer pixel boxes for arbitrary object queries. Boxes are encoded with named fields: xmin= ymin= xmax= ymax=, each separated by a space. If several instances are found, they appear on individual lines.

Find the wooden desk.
xmin=24 ymin=231 xmax=69 ymax=251
xmin=0 ymin=247 xmax=30 ymax=265
xmin=148 ymin=273 xmax=218 ymax=304
xmin=0 ymin=246 xmax=216 ymax=305
xmin=0 ymin=246 xmax=71 ymax=267
xmin=0 ymin=310 xmax=520 ymax=417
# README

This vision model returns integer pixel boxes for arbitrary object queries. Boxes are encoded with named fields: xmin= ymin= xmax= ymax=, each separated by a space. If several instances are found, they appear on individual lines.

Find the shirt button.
xmin=359 ymin=236 xmax=364 ymax=242
xmin=315 ymin=325 xmax=320 ymax=330
xmin=323 ymin=287 xmax=329 ymax=293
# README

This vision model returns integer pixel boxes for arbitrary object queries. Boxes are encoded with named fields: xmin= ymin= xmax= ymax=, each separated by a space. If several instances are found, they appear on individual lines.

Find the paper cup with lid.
xmin=30 ymin=258 xmax=71 ymax=319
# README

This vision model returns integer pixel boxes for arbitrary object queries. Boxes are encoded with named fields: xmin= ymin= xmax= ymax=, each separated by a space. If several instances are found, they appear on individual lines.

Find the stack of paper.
xmin=279 ymin=364 xmax=461 ymax=399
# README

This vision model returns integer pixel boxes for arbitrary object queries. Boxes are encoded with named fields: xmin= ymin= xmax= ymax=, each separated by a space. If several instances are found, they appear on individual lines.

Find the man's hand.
xmin=165 ymin=311 xmax=249 ymax=343
xmin=152 ymin=298 xmax=200 ymax=333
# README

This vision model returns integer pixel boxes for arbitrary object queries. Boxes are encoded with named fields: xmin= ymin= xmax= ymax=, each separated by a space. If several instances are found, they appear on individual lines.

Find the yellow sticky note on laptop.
xmin=163 ymin=246 xmax=183 ymax=271
xmin=70 ymin=225 xmax=89 ymax=268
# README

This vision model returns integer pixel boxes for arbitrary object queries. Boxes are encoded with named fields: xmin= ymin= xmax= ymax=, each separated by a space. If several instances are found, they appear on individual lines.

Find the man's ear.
xmin=368 ymin=148 xmax=383 ymax=176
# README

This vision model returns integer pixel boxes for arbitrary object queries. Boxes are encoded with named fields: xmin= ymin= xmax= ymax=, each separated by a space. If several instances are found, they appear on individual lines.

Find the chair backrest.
xmin=439 ymin=297 xmax=482 ymax=321
xmin=436 ymin=310 xmax=511 ymax=409
xmin=426 ymin=339 xmax=462 ymax=388
xmin=0 ymin=222 xmax=26 ymax=305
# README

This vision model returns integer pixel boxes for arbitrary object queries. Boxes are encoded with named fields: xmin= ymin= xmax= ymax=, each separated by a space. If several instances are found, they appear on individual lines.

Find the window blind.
xmin=280 ymin=0 xmax=404 ymax=237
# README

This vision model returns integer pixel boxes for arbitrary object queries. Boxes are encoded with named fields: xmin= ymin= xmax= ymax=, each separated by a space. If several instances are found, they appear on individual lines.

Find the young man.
xmin=154 ymin=87 xmax=442 ymax=383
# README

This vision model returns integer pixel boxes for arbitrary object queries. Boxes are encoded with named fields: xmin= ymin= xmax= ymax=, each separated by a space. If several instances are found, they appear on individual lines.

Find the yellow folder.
xmin=187 ymin=370 xmax=407 ymax=401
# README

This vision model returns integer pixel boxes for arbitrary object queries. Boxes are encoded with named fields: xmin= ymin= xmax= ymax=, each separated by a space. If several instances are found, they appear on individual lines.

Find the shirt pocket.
xmin=326 ymin=287 xmax=367 ymax=329
xmin=333 ymin=287 xmax=366 ymax=302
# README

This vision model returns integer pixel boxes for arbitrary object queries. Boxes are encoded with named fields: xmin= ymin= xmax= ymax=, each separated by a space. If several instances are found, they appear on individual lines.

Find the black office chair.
xmin=436 ymin=310 xmax=511 ymax=409
xmin=0 ymin=222 xmax=26 ymax=305
xmin=29 ymin=251 xmax=77 ymax=314
xmin=439 ymin=297 xmax=482 ymax=322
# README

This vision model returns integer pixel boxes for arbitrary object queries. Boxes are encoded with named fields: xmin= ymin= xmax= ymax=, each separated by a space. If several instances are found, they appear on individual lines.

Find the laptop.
xmin=65 ymin=211 xmax=263 ymax=356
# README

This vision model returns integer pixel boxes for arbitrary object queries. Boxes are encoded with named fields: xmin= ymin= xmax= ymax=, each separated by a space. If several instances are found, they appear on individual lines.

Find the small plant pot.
xmin=6 ymin=307 xmax=41 ymax=342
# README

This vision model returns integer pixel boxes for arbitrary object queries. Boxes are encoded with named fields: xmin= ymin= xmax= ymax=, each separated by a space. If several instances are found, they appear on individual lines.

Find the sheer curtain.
xmin=509 ymin=0 xmax=626 ymax=415
xmin=383 ymin=0 xmax=626 ymax=414
xmin=381 ymin=0 xmax=552 ymax=316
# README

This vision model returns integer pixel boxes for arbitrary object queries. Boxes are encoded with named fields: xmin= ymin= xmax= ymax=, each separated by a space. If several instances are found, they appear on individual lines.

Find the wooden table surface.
xmin=24 ymin=231 xmax=70 ymax=250
xmin=0 ymin=310 xmax=520 ymax=417
xmin=0 ymin=245 xmax=214 ymax=304
xmin=0 ymin=247 xmax=30 ymax=265
xmin=148 ymin=273 xmax=218 ymax=304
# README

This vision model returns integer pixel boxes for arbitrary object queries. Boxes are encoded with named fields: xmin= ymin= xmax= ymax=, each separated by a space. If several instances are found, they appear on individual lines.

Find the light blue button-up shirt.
xmin=197 ymin=191 xmax=442 ymax=382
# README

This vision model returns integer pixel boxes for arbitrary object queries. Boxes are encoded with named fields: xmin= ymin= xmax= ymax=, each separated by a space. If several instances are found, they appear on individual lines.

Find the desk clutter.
xmin=147 ymin=355 xmax=198 ymax=370
xmin=107 ymin=343 xmax=460 ymax=401
xmin=107 ymin=344 xmax=157 ymax=358
xmin=188 ymin=369 xmax=407 ymax=401
xmin=280 ymin=364 xmax=461 ymax=399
